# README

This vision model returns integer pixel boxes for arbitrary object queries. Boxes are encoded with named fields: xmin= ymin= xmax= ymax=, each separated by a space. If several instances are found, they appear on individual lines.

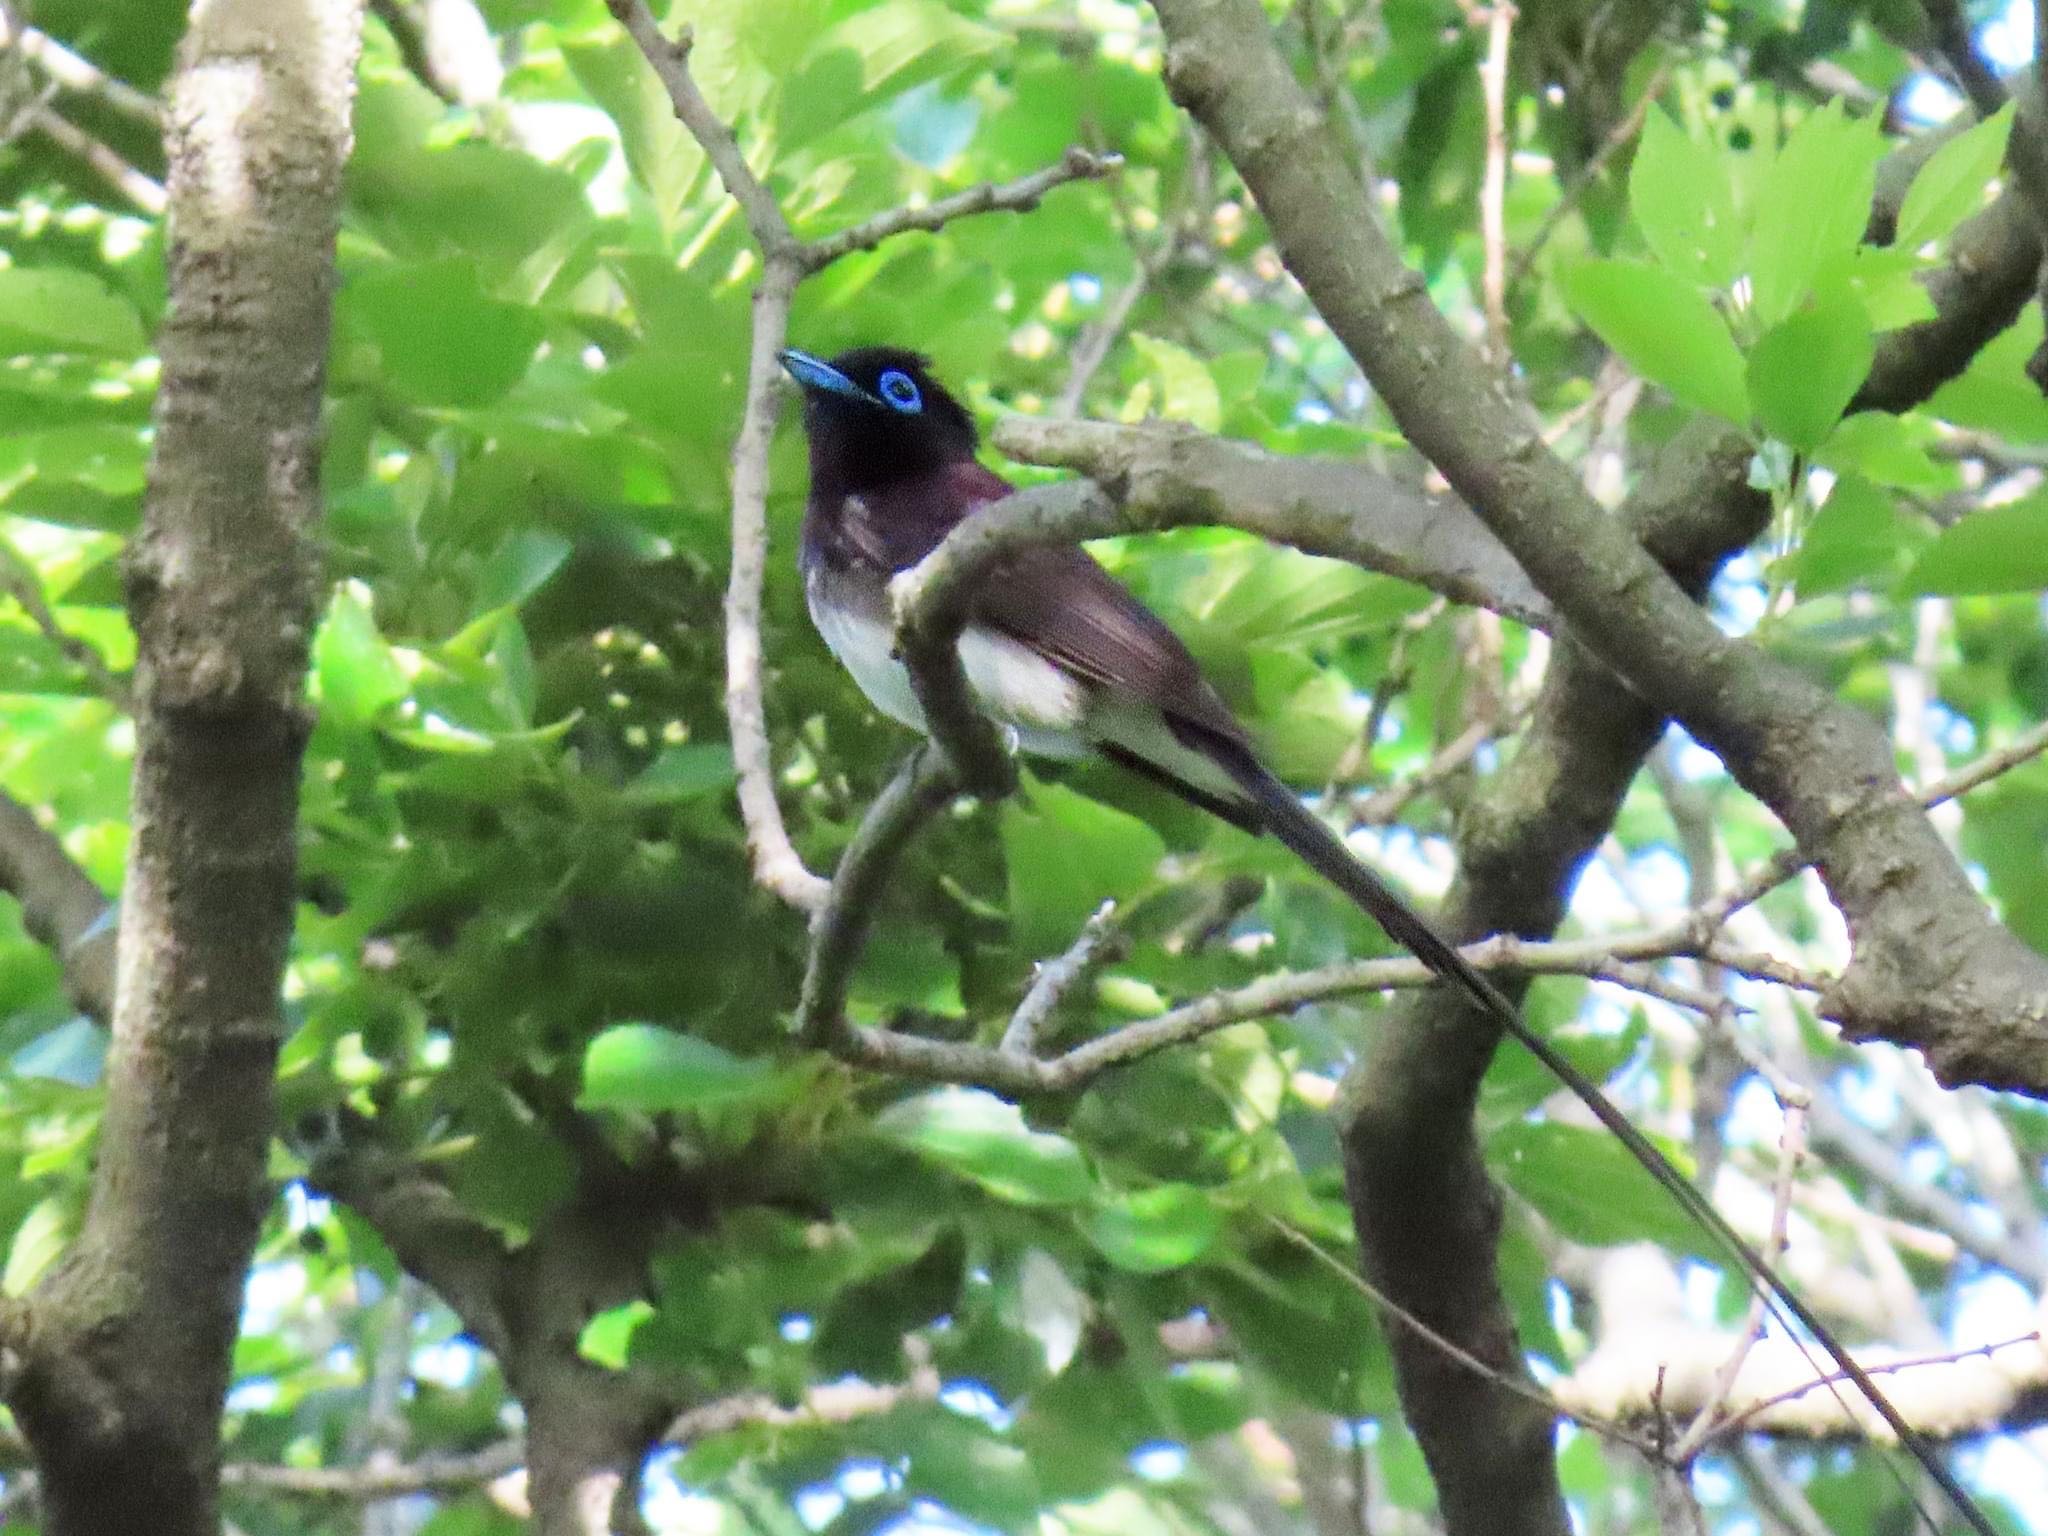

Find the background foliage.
xmin=0 ymin=0 xmax=2046 ymax=1531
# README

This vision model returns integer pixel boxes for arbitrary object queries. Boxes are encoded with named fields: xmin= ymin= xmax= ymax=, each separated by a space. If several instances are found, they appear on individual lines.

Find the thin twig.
xmin=1670 ymin=1098 xmax=1807 ymax=1463
xmin=1264 ymin=1215 xmax=1661 ymax=1456
xmin=802 ymin=147 xmax=1122 ymax=272
xmin=1056 ymin=245 xmax=1169 ymax=418
xmin=1001 ymin=901 xmax=1124 ymax=1057
xmin=1348 ymin=703 xmax=1523 ymax=827
xmin=1728 ymin=1444 xmax=1838 ymax=1536
xmin=0 ymin=14 xmax=159 ymax=127
xmin=603 ymin=5 xmax=793 ymax=255
xmin=1475 ymin=1 xmax=1515 ymax=364
xmin=1699 ymin=716 xmax=2048 ymax=930
xmin=725 ymin=262 xmax=829 ymax=911
xmin=22 ymin=103 xmax=165 ymax=215
xmin=1708 ymin=1331 xmax=2043 ymax=1440
xmin=0 ymin=538 xmax=129 ymax=707
xmin=1506 ymin=59 xmax=1672 ymax=299
xmin=219 ymin=1444 xmax=524 ymax=1498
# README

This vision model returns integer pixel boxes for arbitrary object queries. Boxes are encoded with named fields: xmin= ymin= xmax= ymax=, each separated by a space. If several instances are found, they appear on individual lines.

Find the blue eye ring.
xmin=877 ymin=369 xmax=922 ymax=413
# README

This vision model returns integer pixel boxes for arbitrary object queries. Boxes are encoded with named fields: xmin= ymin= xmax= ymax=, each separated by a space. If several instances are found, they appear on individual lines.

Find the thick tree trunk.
xmin=1338 ymin=423 xmax=1770 ymax=1535
xmin=5 ymin=2 xmax=364 ymax=1531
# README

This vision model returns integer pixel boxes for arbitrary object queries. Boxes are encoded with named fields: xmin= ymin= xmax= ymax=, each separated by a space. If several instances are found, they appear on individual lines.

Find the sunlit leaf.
xmin=1746 ymin=100 xmax=1885 ymax=326
xmin=1086 ymin=1184 xmax=1223 ymax=1272
xmin=577 ymin=1299 xmax=654 ymax=1370
xmin=1748 ymin=300 xmax=1873 ymax=451
xmin=877 ymin=1088 xmax=1094 ymax=1206
xmin=1896 ymin=103 xmax=2014 ymax=249
xmin=1631 ymin=111 xmax=1741 ymax=289
xmin=578 ymin=1024 xmax=773 ymax=1111
xmin=1563 ymin=259 xmax=1748 ymax=423
xmin=1905 ymin=496 xmax=2048 ymax=594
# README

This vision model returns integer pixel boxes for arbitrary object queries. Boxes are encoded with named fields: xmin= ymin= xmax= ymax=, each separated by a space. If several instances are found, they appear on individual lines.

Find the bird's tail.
xmin=1199 ymin=735 xmax=1988 ymax=1534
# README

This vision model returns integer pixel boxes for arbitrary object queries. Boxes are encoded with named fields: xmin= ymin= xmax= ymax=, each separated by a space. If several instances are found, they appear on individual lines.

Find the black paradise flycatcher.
xmin=780 ymin=343 xmax=1992 ymax=1534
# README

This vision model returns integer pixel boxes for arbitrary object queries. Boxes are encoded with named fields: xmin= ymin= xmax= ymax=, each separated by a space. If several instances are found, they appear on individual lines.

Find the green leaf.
xmin=0 ymin=268 xmax=146 ymax=358
xmin=349 ymin=258 xmax=544 ymax=406
xmin=314 ymin=586 xmax=410 ymax=726
xmin=1563 ymin=260 xmax=1748 ymax=423
xmin=1086 ymin=1184 xmax=1223 ymax=1273
xmin=1927 ymin=312 xmax=2048 ymax=442
xmin=625 ymin=743 xmax=737 ymax=804
xmin=1813 ymin=245 xmax=1938 ymax=332
xmin=1747 ymin=300 xmax=1874 ymax=451
xmin=877 ymin=1087 xmax=1094 ymax=1206
xmin=1746 ymin=100 xmax=1885 ymax=326
xmin=1814 ymin=411 xmax=1955 ymax=491
xmin=1492 ymin=1121 xmax=1703 ymax=1253
xmin=563 ymin=32 xmax=704 ymax=230
xmin=1000 ymin=775 xmax=1165 ymax=954
xmin=474 ymin=529 xmax=573 ymax=616
xmin=1630 ymin=111 xmax=1741 ymax=288
xmin=809 ymin=0 xmax=1002 ymax=101
xmin=1905 ymin=496 xmax=2048 ymax=595
xmin=1787 ymin=473 xmax=1920 ymax=594
xmin=577 ymin=1024 xmax=772 ymax=1111
xmin=577 ymin=1299 xmax=654 ymax=1369
xmin=3 ymin=1197 xmax=71 ymax=1296
xmin=1897 ymin=103 xmax=2014 ymax=249
xmin=815 ymin=1229 xmax=964 ymax=1379
xmin=1129 ymin=334 xmax=1222 ymax=432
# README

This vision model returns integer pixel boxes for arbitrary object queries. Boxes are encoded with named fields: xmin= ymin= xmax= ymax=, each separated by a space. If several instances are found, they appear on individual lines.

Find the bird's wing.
xmin=941 ymin=462 xmax=1250 ymax=748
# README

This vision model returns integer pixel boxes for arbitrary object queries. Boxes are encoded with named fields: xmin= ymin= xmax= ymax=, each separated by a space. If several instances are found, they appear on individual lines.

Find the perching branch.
xmin=1001 ymin=900 xmax=1123 ymax=1057
xmin=796 ymin=746 xmax=957 ymax=1050
xmin=989 ymin=418 xmax=1556 ymax=628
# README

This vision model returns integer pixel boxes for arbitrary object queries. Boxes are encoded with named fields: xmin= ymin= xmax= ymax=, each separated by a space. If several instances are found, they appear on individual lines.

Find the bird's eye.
xmin=878 ymin=370 xmax=922 ymax=413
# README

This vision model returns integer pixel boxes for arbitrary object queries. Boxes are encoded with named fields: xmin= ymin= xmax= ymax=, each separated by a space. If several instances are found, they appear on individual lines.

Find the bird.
xmin=778 ymin=342 xmax=1992 ymax=1533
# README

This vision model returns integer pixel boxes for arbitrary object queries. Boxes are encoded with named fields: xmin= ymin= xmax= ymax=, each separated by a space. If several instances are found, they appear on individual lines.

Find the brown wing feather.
xmin=933 ymin=463 xmax=1248 ymax=746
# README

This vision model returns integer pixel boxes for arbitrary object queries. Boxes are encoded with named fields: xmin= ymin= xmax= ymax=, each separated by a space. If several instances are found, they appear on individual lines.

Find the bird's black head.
xmin=779 ymin=346 xmax=979 ymax=496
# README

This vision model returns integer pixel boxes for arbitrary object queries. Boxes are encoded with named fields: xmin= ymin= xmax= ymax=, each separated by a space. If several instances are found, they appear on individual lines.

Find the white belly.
xmin=807 ymin=571 xmax=1091 ymax=759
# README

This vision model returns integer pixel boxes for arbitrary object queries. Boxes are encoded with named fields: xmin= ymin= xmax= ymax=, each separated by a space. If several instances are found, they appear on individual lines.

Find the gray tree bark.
xmin=3 ymin=1 xmax=364 ymax=1530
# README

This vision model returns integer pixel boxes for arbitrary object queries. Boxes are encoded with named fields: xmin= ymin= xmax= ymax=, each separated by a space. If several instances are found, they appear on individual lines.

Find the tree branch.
xmin=989 ymin=418 xmax=1556 ymax=629
xmin=1148 ymin=0 xmax=2048 ymax=1095
xmin=18 ymin=101 xmax=167 ymax=215
xmin=801 ymin=146 xmax=1123 ymax=271
xmin=5 ymin=4 xmax=364 ymax=1533
xmin=0 ymin=793 xmax=114 ymax=1022
xmin=0 ymin=14 xmax=161 ymax=127
xmin=796 ymin=746 xmax=957 ymax=1050
xmin=1558 ymin=1244 xmax=2048 ymax=1443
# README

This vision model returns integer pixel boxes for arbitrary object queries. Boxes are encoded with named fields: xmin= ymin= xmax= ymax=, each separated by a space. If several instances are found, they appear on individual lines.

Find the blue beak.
xmin=779 ymin=348 xmax=876 ymax=405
